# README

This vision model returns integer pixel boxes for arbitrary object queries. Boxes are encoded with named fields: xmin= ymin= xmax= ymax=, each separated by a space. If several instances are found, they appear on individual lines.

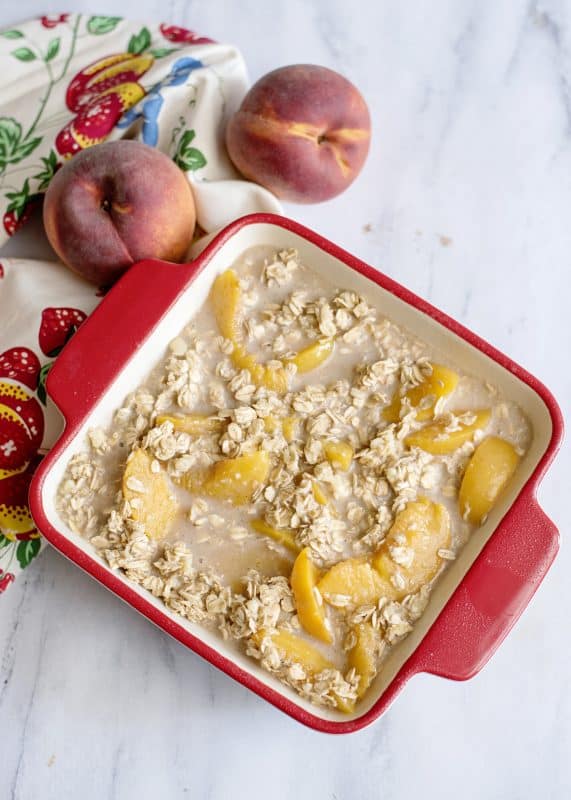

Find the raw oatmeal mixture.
xmin=58 ymin=246 xmax=530 ymax=712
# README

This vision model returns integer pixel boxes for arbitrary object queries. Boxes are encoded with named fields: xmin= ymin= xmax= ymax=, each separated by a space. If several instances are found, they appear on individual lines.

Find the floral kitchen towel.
xmin=0 ymin=256 xmax=100 ymax=592
xmin=0 ymin=14 xmax=281 ymax=593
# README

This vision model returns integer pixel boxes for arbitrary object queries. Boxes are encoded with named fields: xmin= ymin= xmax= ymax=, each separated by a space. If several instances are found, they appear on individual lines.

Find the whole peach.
xmin=43 ymin=140 xmax=196 ymax=285
xmin=226 ymin=64 xmax=371 ymax=203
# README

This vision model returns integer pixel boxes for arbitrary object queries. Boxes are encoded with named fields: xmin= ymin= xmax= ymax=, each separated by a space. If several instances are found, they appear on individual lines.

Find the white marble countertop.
xmin=1 ymin=1 xmax=569 ymax=798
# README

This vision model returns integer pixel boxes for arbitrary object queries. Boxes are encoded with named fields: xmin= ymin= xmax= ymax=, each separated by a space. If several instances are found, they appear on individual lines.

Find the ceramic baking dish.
xmin=29 ymin=213 xmax=563 ymax=734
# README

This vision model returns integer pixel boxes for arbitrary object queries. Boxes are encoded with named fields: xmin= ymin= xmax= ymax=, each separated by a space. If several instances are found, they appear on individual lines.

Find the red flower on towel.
xmin=40 ymin=14 xmax=69 ymax=29
xmin=0 ymin=456 xmax=43 ymax=542
xmin=55 ymin=52 xmax=154 ymax=159
xmin=0 ymin=349 xmax=43 ymax=472
xmin=159 ymin=24 xmax=215 ymax=45
xmin=0 ymin=345 xmax=44 ymax=542
xmin=0 ymin=572 xmax=15 ymax=593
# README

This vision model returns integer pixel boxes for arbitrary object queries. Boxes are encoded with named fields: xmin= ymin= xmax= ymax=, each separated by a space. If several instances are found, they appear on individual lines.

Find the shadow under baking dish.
xmin=29 ymin=214 xmax=563 ymax=734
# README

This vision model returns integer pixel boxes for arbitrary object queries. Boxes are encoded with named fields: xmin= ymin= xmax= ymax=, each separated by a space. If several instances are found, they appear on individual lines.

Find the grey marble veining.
xmin=1 ymin=1 xmax=570 ymax=799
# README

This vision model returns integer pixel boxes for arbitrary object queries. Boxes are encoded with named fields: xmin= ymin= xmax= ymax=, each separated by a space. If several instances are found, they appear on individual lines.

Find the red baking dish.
xmin=29 ymin=213 xmax=563 ymax=734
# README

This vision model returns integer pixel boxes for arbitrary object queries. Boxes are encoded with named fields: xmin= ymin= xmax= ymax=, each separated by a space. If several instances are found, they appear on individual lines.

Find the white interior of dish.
xmin=39 ymin=221 xmax=554 ymax=723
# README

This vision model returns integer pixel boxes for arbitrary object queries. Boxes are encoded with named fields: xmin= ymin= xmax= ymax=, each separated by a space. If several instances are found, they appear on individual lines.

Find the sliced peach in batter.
xmin=291 ymin=547 xmax=332 ymax=643
xmin=210 ymin=271 xmax=288 ymax=392
xmin=259 ymin=363 xmax=289 ymax=393
xmin=372 ymin=498 xmax=451 ymax=599
xmin=384 ymin=363 xmax=459 ymax=423
xmin=458 ymin=436 xmax=519 ymax=524
xmin=286 ymin=338 xmax=334 ymax=374
xmin=263 ymin=416 xmax=280 ymax=434
xmin=282 ymin=416 xmax=299 ymax=443
xmin=250 ymin=519 xmax=299 ymax=553
xmin=122 ymin=448 xmax=177 ymax=540
xmin=405 ymin=409 xmax=490 ymax=454
xmin=253 ymin=628 xmax=333 ymax=674
xmin=199 ymin=450 xmax=270 ymax=505
xmin=252 ymin=628 xmax=354 ymax=712
xmin=348 ymin=622 xmax=382 ymax=697
xmin=318 ymin=557 xmax=394 ymax=607
xmin=312 ymin=481 xmax=329 ymax=506
xmin=210 ymin=268 xmax=242 ymax=340
xmin=210 ymin=271 xmax=334 ymax=394
xmin=232 ymin=345 xmax=289 ymax=393
xmin=324 ymin=439 xmax=354 ymax=471
xmin=263 ymin=415 xmax=300 ymax=438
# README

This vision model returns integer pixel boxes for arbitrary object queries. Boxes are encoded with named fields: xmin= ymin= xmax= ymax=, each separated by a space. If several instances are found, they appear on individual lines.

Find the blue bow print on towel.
xmin=117 ymin=57 xmax=204 ymax=146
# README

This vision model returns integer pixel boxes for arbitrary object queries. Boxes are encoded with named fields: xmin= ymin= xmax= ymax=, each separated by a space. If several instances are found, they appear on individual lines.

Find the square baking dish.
xmin=29 ymin=213 xmax=563 ymax=734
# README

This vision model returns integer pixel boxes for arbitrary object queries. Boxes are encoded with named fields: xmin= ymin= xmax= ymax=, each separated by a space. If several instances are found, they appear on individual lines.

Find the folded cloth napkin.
xmin=0 ymin=13 xmax=281 ymax=593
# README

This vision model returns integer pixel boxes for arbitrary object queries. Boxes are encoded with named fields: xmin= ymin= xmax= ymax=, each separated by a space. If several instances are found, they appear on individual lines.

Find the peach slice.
xmin=384 ymin=363 xmax=459 ymax=423
xmin=155 ymin=413 xmax=223 ymax=435
xmin=122 ymin=449 xmax=177 ymax=540
xmin=250 ymin=519 xmax=299 ymax=553
xmin=210 ymin=269 xmax=242 ymax=340
xmin=318 ymin=558 xmax=393 ymax=607
xmin=232 ymin=344 xmax=289 ymax=393
xmin=282 ymin=416 xmax=299 ymax=443
xmin=193 ymin=451 xmax=271 ymax=505
xmin=312 ymin=481 xmax=329 ymax=506
xmin=405 ymin=409 xmax=491 ymax=454
xmin=323 ymin=439 xmax=354 ymax=471
xmin=253 ymin=628 xmax=334 ymax=674
xmin=263 ymin=416 xmax=280 ymax=434
xmin=210 ymin=272 xmax=289 ymax=392
xmin=253 ymin=628 xmax=354 ymax=712
xmin=291 ymin=547 xmax=332 ymax=643
xmin=372 ymin=498 xmax=451 ymax=598
xmin=264 ymin=415 xmax=300 ymax=441
xmin=348 ymin=622 xmax=382 ymax=697
xmin=286 ymin=338 xmax=334 ymax=374
xmin=260 ymin=365 xmax=289 ymax=394
xmin=458 ymin=436 xmax=519 ymax=524
xmin=210 ymin=270 xmax=334 ymax=394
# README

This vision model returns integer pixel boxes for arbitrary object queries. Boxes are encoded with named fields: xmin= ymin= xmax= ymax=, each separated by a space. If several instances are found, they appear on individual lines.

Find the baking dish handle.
xmin=46 ymin=258 xmax=200 ymax=423
xmin=407 ymin=489 xmax=559 ymax=681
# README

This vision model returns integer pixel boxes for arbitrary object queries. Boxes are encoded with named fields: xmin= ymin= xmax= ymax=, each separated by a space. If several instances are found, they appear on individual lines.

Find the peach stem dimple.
xmin=111 ymin=200 xmax=132 ymax=215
